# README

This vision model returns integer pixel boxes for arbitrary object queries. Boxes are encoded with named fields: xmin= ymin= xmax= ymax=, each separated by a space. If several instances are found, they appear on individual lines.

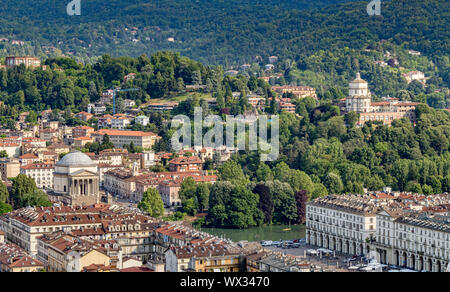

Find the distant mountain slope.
xmin=0 ymin=0 xmax=448 ymax=65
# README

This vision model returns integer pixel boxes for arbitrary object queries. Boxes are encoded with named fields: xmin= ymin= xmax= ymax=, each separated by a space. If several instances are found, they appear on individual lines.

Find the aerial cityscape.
xmin=0 ymin=0 xmax=448 ymax=277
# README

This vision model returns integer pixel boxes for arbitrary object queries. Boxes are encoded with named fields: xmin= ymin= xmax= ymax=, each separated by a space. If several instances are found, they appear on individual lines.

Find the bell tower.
xmin=346 ymin=73 xmax=372 ymax=113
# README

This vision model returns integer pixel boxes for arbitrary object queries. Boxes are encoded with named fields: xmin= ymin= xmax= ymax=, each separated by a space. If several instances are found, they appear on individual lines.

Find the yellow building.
xmin=40 ymin=234 xmax=111 ymax=272
xmin=192 ymin=254 xmax=241 ymax=272
xmin=246 ymin=251 xmax=268 ymax=272
xmin=165 ymin=244 xmax=242 ymax=272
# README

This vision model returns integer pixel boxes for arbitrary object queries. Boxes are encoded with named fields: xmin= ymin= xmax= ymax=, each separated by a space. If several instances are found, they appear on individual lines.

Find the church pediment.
xmin=69 ymin=169 xmax=98 ymax=177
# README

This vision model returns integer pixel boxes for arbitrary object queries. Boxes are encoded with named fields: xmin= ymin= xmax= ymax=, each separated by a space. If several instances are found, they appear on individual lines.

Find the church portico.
xmin=50 ymin=151 xmax=100 ymax=206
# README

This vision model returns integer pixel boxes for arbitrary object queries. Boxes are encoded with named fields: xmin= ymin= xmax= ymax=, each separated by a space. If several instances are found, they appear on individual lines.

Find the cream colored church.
xmin=48 ymin=151 xmax=100 ymax=206
xmin=343 ymin=73 xmax=419 ymax=126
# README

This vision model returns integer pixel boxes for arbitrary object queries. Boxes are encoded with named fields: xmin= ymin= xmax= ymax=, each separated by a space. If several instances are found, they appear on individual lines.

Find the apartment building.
xmin=40 ymin=128 xmax=60 ymax=142
xmin=0 ymin=243 xmax=44 ymax=272
xmin=22 ymin=137 xmax=47 ymax=149
xmin=75 ymin=112 xmax=94 ymax=122
xmin=306 ymin=195 xmax=378 ymax=256
xmin=168 ymin=156 xmax=203 ymax=172
xmin=147 ymin=102 xmax=179 ymax=111
xmin=5 ymin=56 xmax=41 ymax=68
xmin=20 ymin=163 xmax=55 ymax=189
xmin=98 ymin=149 xmax=127 ymax=166
xmin=135 ymin=115 xmax=150 ymax=126
xmin=306 ymin=192 xmax=450 ymax=272
xmin=92 ymin=129 xmax=160 ymax=150
xmin=98 ymin=115 xmax=113 ymax=129
xmin=272 ymin=85 xmax=317 ymax=99
xmin=0 ymin=140 xmax=21 ymax=158
xmin=88 ymin=103 xmax=107 ymax=115
xmin=104 ymin=167 xmax=216 ymax=204
xmin=374 ymin=210 xmax=449 ymax=272
xmin=152 ymin=223 xmax=233 ymax=263
xmin=165 ymin=244 xmax=242 ymax=272
xmin=73 ymin=136 xmax=94 ymax=148
xmin=0 ymin=158 xmax=20 ymax=180
xmin=19 ymin=153 xmax=40 ymax=166
xmin=111 ymin=116 xmax=131 ymax=130
xmin=279 ymin=101 xmax=296 ymax=113
xmin=0 ymin=204 xmax=146 ymax=255
xmin=73 ymin=126 xmax=95 ymax=139
xmin=37 ymin=233 xmax=114 ymax=272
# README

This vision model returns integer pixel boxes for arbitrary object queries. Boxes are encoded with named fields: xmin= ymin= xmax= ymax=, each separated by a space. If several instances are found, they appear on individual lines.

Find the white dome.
xmin=56 ymin=151 xmax=95 ymax=167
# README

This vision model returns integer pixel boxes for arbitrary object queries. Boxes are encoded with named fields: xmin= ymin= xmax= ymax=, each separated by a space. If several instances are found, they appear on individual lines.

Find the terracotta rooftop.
xmin=120 ymin=267 xmax=153 ymax=272
xmin=94 ymin=129 xmax=158 ymax=137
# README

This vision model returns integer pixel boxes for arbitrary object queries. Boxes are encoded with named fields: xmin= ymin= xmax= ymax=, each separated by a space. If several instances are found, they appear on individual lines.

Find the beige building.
xmin=73 ymin=136 xmax=94 ymax=148
xmin=165 ymin=244 xmax=242 ymax=272
xmin=0 ymin=141 xmax=21 ymax=158
xmin=272 ymin=85 xmax=317 ymax=99
xmin=92 ymin=129 xmax=160 ymax=150
xmin=39 ymin=234 xmax=112 ymax=272
xmin=5 ymin=56 xmax=41 ymax=68
xmin=344 ymin=73 xmax=420 ymax=126
xmin=0 ymin=158 xmax=20 ymax=180
xmin=72 ymin=126 xmax=95 ymax=139
xmin=40 ymin=128 xmax=60 ymax=142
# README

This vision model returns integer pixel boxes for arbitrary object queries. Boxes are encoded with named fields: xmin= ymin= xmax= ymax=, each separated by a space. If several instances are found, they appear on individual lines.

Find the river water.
xmin=200 ymin=224 xmax=306 ymax=243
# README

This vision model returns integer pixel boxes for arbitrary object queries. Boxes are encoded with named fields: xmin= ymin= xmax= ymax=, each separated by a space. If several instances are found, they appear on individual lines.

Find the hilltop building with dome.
xmin=48 ymin=151 xmax=100 ymax=206
xmin=342 ymin=73 xmax=420 ymax=126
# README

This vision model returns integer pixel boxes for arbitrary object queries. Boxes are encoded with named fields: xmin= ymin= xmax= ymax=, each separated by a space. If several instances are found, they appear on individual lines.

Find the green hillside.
xmin=0 ymin=0 xmax=447 ymax=66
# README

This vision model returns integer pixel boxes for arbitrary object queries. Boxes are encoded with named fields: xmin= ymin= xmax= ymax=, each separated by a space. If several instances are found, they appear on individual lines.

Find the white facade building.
xmin=374 ymin=211 xmax=449 ymax=272
xmin=306 ymin=195 xmax=377 ymax=256
xmin=346 ymin=73 xmax=372 ymax=113
xmin=135 ymin=115 xmax=150 ymax=127
xmin=20 ymin=163 xmax=54 ymax=189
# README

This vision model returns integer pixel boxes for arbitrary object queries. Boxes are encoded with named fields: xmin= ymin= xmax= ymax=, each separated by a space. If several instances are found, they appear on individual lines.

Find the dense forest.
xmin=0 ymin=0 xmax=448 ymax=67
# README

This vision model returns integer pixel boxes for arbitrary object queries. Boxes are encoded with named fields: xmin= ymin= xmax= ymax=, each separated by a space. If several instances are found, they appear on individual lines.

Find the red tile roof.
xmin=120 ymin=267 xmax=153 ymax=272
xmin=169 ymin=156 xmax=203 ymax=165
xmin=94 ymin=129 xmax=158 ymax=137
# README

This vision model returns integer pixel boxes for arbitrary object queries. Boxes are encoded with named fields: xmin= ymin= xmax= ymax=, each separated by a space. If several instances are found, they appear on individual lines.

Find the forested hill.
xmin=0 ymin=0 xmax=448 ymax=65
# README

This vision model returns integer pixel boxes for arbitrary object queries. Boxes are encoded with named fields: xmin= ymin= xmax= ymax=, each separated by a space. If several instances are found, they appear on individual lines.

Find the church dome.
xmin=56 ymin=151 xmax=95 ymax=167
xmin=350 ymin=72 xmax=368 ymax=84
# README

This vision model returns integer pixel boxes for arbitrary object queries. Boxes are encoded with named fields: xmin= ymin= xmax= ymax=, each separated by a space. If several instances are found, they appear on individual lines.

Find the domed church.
xmin=48 ymin=151 xmax=100 ymax=206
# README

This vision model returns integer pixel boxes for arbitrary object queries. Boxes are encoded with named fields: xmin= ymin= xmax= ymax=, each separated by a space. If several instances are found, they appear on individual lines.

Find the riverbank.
xmin=200 ymin=224 xmax=306 ymax=242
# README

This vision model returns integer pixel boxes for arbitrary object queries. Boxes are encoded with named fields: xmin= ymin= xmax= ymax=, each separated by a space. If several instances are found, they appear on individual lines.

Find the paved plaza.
xmin=266 ymin=244 xmax=366 ymax=272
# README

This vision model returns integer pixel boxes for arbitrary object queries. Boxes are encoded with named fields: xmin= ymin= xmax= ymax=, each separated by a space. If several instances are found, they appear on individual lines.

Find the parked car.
xmin=307 ymin=249 xmax=318 ymax=255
